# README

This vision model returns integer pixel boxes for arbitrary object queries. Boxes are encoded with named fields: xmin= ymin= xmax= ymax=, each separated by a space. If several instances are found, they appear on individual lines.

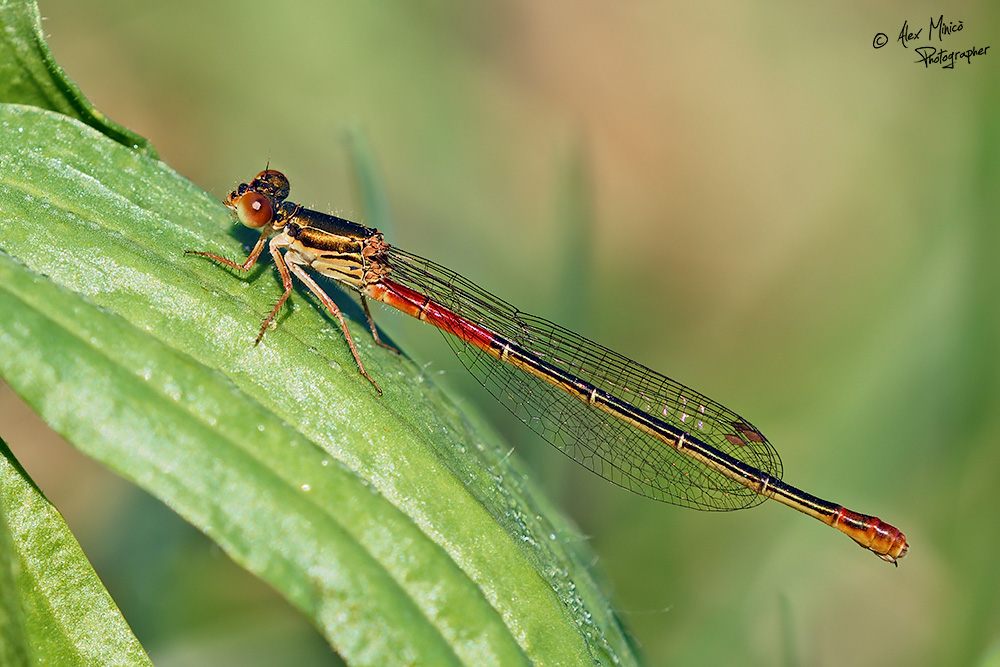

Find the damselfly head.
xmin=223 ymin=170 xmax=291 ymax=229
xmin=250 ymin=170 xmax=290 ymax=201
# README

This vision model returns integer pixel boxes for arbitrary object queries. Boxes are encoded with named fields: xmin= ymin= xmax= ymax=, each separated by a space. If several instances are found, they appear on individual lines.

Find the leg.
xmin=186 ymin=229 xmax=271 ymax=271
xmin=188 ymin=232 xmax=291 ymax=344
xmin=288 ymin=263 xmax=383 ymax=395
xmin=360 ymin=294 xmax=400 ymax=355
xmin=254 ymin=242 xmax=296 ymax=345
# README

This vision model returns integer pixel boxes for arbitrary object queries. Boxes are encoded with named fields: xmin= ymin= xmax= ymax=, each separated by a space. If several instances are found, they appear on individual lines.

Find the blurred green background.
xmin=2 ymin=0 xmax=998 ymax=664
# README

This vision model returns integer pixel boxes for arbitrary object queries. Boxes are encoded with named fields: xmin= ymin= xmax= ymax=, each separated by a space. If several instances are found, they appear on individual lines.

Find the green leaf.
xmin=0 ymin=436 xmax=152 ymax=666
xmin=0 ymin=0 xmax=155 ymax=157
xmin=0 ymin=102 xmax=637 ymax=665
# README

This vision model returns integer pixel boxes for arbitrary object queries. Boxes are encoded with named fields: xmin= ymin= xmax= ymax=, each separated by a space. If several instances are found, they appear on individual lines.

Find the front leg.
xmin=185 ymin=229 xmax=271 ymax=272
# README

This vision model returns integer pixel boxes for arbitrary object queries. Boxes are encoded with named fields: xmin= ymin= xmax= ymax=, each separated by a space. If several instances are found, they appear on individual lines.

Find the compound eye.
xmin=236 ymin=192 xmax=274 ymax=228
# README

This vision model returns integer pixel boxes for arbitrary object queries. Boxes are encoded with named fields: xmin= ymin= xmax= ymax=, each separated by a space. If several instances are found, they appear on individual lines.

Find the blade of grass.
xmin=343 ymin=127 xmax=395 ymax=239
xmin=0 ymin=436 xmax=152 ymax=666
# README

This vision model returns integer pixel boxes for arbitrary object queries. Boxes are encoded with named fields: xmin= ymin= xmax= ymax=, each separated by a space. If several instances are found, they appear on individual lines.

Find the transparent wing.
xmin=386 ymin=247 xmax=782 ymax=511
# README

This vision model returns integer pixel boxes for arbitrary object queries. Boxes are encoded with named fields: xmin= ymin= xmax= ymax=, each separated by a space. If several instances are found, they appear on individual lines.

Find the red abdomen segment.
xmin=366 ymin=280 xmax=498 ymax=350
xmin=830 ymin=508 xmax=908 ymax=564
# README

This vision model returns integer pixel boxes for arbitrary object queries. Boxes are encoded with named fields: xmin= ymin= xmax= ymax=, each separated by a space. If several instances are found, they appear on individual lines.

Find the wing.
xmin=385 ymin=247 xmax=782 ymax=511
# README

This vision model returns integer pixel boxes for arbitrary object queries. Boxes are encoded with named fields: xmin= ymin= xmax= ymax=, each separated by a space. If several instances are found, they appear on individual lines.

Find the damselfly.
xmin=187 ymin=170 xmax=908 ymax=564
